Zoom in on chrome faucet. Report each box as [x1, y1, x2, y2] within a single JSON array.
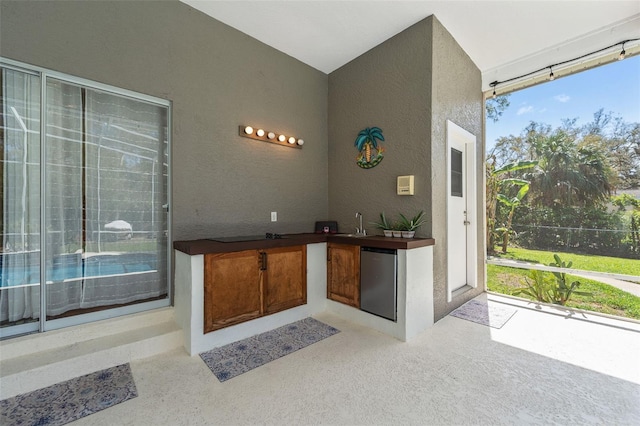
[[355, 212, 366, 236]]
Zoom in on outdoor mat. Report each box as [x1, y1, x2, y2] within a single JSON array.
[[450, 299, 517, 329], [0, 363, 137, 426], [200, 317, 340, 382]]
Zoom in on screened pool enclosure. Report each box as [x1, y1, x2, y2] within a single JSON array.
[[0, 59, 171, 338]]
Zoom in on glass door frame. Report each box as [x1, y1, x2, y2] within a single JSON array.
[[0, 57, 172, 338]]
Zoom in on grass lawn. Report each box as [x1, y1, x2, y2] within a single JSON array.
[[488, 247, 640, 320], [490, 247, 639, 276]]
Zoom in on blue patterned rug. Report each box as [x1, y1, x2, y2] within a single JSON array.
[[450, 299, 517, 329], [200, 317, 340, 382], [0, 363, 137, 426]]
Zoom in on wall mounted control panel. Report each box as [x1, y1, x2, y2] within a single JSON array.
[[397, 175, 414, 195]]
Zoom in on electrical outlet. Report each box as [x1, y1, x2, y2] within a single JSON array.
[[271, 212, 277, 222]]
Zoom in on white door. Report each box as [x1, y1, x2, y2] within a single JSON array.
[[446, 121, 477, 302]]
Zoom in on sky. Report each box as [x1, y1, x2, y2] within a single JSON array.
[[486, 54, 640, 151]]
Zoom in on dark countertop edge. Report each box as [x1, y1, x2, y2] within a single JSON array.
[[328, 235, 435, 250], [173, 233, 435, 255]]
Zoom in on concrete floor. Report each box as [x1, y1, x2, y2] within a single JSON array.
[[76, 294, 640, 425]]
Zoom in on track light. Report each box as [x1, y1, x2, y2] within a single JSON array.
[[619, 43, 626, 61], [548, 67, 555, 81]]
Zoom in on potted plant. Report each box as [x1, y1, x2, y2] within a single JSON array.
[[391, 222, 402, 238], [371, 212, 394, 237], [398, 210, 426, 238]]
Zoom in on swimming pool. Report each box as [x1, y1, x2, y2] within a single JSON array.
[[0, 252, 158, 288]]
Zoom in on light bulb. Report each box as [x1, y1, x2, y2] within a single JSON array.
[[619, 49, 626, 61], [549, 70, 555, 81], [297, 139, 304, 146], [244, 126, 254, 135], [278, 134, 286, 142], [492, 89, 496, 99], [267, 132, 275, 140], [256, 129, 265, 137], [288, 137, 296, 144]]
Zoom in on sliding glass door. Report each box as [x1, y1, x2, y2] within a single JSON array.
[[1, 61, 170, 338], [0, 66, 41, 335]]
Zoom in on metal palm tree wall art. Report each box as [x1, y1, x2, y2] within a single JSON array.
[[354, 127, 385, 169]]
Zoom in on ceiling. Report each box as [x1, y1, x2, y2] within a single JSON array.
[[181, 1, 640, 91]]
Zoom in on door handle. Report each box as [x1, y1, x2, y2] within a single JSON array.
[[464, 220, 471, 225], [259, 252, 267, 271]]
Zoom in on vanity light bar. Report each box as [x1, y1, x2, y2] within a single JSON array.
[[240, 125, 304, 149]]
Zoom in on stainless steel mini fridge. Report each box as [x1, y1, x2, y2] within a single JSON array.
[[360, 247, 397, 322]]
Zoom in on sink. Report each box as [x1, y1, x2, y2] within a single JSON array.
[[335, 233, 367, 238]]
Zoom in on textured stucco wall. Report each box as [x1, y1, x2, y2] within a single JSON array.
[[328, 16, 483, 321], [430, 18, 485, 321], [0, 0, 328, 241], [2, 2, 483, 321], [328, 18, 433, 237]]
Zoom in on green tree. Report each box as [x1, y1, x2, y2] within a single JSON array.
[[497, 181, 530, 253], [490, 122, 552, 166], [581, 109, 640, 189], [486, 158, 536, 254], [612, 193, 640, 253], [528, 129, 613, 208], [485, 94, 511, 123]]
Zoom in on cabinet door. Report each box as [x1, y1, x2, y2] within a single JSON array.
[[204, 250, 262, 333], [327, 243, 360, 308], [263, 245, 307, 315]]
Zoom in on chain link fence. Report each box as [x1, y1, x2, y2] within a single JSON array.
[[512, 224, 640, 260]]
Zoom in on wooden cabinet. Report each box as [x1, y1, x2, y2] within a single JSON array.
[[204, 250, 262, 332], [264, 245, 307, 315], [204, 245, 306, 333], [327, 243, 360, 308]]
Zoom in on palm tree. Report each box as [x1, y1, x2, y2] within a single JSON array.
[[528, 131, 613, 208], [575, 145, 614, 206], [354, 127, 384, 164]]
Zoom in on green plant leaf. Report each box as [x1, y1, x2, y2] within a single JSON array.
[[500, 178, 530, 186], [515, 183, 530, 201], [492, 160, 538, 176]]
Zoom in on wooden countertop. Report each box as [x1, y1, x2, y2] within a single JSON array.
[[173, 233, 435, 255]]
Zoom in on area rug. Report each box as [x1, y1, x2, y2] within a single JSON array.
[[200, 317, 340, 382], [450, 299, 517, 329], [0, 363, 137, 426]]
